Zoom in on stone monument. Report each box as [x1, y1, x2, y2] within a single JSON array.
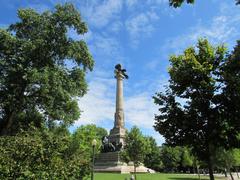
[[108, 64, 128, 147], [94, 64, 153, 173]]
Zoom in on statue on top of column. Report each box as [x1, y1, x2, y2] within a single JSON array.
[[114, 64, 128, 79]]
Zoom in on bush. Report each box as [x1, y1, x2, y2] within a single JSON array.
[[0, 129, 90, 179]]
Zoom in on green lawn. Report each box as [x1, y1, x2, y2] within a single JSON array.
[[88, 173, 227, 180]]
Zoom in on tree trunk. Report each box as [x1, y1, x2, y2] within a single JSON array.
[[196, 166, 201, 180], [235, 168, 239, 179], [0, 110, 15, 135], [207, 157, 215, 180], [134, 164, 137, 180], [228, 168, 235, 180], [224, 168, 228, 177]]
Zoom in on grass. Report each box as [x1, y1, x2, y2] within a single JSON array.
[[88, 173, 227, 180]]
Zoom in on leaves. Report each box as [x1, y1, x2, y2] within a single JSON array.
[[154, 39, 240, 178], [0, 128, 90, 179], [0, 3, 94, 134], [121, 126, 150, 167]]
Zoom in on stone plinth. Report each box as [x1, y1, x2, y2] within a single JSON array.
[[94, 152, 154, 174], [109, 127, 126, 145]]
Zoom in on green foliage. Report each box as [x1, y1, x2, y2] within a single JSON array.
[[0, 128, 90, 179], [144, 136, 162, 171], [0, 124, 108, 179], [213, 148, 240, 170], [0, 3, 94, 135], [160, 146, 194, 172], [160, 146, 182, 172], [121, 126, 150, 179], [154, 39, 240, 180], [181, 147, 193, 168], [121, 126, 150, 167], [69, 124, 108, 157], [220, 41, 240, 147], [169, 0, 194, 8]]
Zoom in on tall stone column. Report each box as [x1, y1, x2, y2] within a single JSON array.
[[109, 64, 128, 146], [114, 72, 124, 128]]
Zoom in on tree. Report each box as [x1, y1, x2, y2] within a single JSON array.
[[0, 124, 108, 179], [232, 148, 240, 179], [180, 146, 194, 172], [121, 126, 150, 180], [220, 41, 240, 148], [160, 145, 181, 172], [144, 136, 162, 171], [213, 148, 240, 180], [0, 127, 90, 179], [154, 39, 240, 180], [0, 3, 94, 135], [169, 0, 240, 8], [68, 124, 108, 157], [160, 145, 194, 173]]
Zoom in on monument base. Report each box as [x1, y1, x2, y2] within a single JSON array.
[[109, 127, 126, 145], [94, 152, 155, 174]]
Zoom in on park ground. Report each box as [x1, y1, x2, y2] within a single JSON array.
[[88, 173, 228, 180]]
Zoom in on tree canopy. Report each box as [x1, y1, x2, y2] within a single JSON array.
[[69, 124, 108, 157], [0, 3, 93, 135], [121, 126, 150, 180], [144, 136, 162, 171], [0, 127, 90, 179], [154, 39, 240, 180]]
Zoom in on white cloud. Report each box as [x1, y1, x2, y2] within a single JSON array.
[[89, 33, 123, 63], [125, 0, 138, 8], [83, 0, 123, 28], [109, 21, 123, 33], [162, 2, 240, 54], [125, 93, 157, 128], [76, 72, 115, 126], [125, 11, 159, 47]]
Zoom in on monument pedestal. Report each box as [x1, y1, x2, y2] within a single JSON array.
[[109, 127, 126, 145], [94, 152, 154, 173]]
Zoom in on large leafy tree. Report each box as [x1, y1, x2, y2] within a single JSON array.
[[154, 39, 240, 180], [0, 3, 93, 135], [220, 41, 240, 147]]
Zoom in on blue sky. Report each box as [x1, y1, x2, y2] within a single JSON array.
[[1, 0, 240, 144]]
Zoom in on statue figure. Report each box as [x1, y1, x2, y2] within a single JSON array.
[[114, 64, 128, 79], [101, 136, 115, 153]]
